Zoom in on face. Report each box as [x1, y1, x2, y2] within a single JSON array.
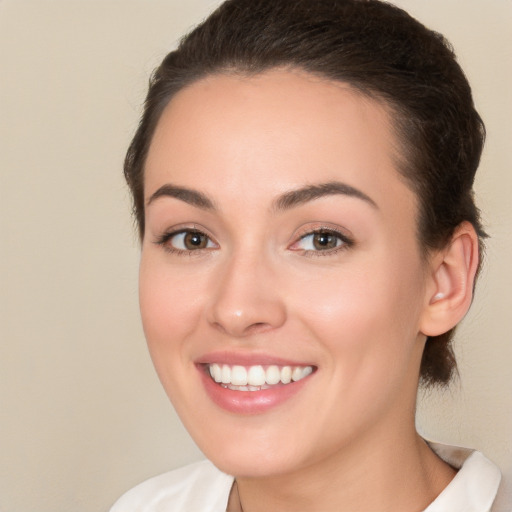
[[140, 70, 431, 478]]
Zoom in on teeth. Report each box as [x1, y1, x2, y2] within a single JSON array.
[[248, 365, 266, 386], [221, 383, 270, 391], [281, 366, 292, 384], [293, 365, 313, 381], [231, 365, 247, 386], [210, 364, 222, 383], [266, 365, 281, 385], [221, 365, 231, 384], [208, 363, 313, 389]]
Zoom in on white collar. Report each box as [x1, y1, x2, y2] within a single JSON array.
[[423, 441, 501, 512]]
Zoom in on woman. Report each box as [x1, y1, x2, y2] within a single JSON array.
[[111, 0, 501, 510]]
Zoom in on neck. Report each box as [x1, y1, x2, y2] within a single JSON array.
[[229, 425, 456, 512]]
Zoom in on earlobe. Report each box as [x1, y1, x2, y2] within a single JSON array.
[[420, 222, 480, 337]]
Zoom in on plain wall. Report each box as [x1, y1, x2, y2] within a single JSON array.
[[0, 1, 510, 511]]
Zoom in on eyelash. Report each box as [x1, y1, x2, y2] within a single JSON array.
[[291, 227, 354, 257], [153, 226, 354, 257], [153, 227, 217, 256]]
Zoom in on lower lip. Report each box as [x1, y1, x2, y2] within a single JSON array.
[[197, 366, 313, 415]]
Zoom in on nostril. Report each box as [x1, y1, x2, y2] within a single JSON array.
[[245, 322, 273, 335], [211, 320, 273, 337]]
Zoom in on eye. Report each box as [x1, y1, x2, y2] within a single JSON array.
[[155, 229, 217, 253], [290, 229, 353, 254]]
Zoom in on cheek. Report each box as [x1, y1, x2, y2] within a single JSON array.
[[294, 252, 426, 377], [288, 259, 426, 438], [138, 254, 204, 373]]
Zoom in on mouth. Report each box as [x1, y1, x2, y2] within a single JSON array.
[[196, 353, 317, 414], [206, 363, 315, 391]]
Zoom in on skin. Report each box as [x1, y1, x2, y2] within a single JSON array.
[[139, 69, 460, 511]]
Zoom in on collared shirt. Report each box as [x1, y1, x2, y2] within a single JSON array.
[[110, 443, 501, 512]]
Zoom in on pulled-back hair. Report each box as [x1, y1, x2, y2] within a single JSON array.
[[125, 0, 486, 387]]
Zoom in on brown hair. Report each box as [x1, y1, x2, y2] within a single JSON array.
[[125, 0, 486, 387]]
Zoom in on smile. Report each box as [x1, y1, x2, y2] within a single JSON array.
[[207, 363, 314, 391]]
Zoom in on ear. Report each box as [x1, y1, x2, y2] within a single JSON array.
[[419, 222, 480, 337]]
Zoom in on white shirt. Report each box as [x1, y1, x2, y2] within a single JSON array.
[[110, 443, 501, 512]]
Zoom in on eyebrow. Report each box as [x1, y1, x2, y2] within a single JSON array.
[[272, 181, 378, 211], [146, 180, 377, 212], [146, 184, 216, 210]]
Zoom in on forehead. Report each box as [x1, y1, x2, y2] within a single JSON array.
[[145, 69, 415, 220]]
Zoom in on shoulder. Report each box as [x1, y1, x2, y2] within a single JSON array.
[[425, 442, 502, 512], [110, 459, 234, 512]]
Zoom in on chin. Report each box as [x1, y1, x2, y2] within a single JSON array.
[[183, 412, 319, 478], [206, 443, 304, 479]]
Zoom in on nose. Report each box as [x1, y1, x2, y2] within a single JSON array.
[[206, 252, 287, 337]]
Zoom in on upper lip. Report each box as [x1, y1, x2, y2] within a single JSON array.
[[195, 350, 316, 368]]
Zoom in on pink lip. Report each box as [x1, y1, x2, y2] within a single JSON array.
[[195, 352, 316, 415], [195, 350, 313, 367]]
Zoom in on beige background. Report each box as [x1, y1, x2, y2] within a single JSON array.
[[0, 1, 510, 511]]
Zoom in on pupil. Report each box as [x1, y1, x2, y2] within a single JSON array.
[[313, 232, 336, 250], [185, 232, 206, 249]]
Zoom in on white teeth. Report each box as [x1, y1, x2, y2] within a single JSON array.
[[292, 366, 312, 382], [265, 365, 281, 385], [222, 383, 269, 391], [210, 364, 222, 383], [280, 366, 292, 384], [221, 364, 231, 384], [248, 365, 266, 386], [208, 363, 314, 389], [302, 366, 313, 378], [293, 365, 313, 381], [231, 365, 247, 386]]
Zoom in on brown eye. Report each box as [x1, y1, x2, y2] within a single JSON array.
[[158, 229, 216, 252], [183, 231, 209, 249], [312, 232, 339, 250], [290, 228, 353, 254]]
